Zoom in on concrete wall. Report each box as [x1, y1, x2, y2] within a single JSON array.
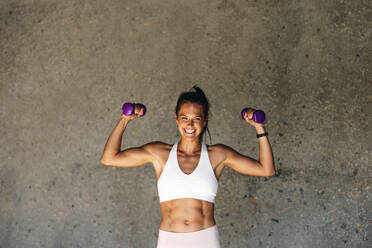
[[0, 0, 371, 247]]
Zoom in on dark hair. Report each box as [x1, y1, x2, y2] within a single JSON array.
[[175, 85, 211, 144]]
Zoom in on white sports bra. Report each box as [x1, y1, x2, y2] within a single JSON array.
[[157, 141, 219, 203]]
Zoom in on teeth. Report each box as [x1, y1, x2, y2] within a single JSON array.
[[185, 129, 195, 134]]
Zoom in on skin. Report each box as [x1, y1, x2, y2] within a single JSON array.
[[100, 102, 275, 233]]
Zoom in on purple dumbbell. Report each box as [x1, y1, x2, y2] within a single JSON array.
[[122, 102, 146, 117], [241, 108, 265, 123]]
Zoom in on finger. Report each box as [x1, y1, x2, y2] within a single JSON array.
[[133, 104, 140, 116], [244, 112, 252, 121], [245, 116, 254, 125], [134, 108, 143, 118], [133, 103, 144, 117]]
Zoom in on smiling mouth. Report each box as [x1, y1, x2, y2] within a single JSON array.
[[184, 129, 196, 134]]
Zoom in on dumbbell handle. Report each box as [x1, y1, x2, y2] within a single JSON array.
[[241, 108, 265, 123], [122, 102, 146, 116]]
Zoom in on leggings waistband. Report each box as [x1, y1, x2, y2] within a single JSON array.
[[157, 225, 220, 248]]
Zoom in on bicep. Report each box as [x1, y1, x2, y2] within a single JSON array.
[[101, 145, 153, 167], [223, 146, 267, 177]]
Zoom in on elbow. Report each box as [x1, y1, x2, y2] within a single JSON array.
[[100, 152, 119, 166], [100, 158, 112, 166], [265, 165, 276, 176], [100, 157, 121, 167], [259, 163, 276, 177], [265, 170, 276, 177], [261, 166, 276, 177], [100, 153, 114, 166]]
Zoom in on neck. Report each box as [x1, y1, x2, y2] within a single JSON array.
[[178, 137, 202, 154]]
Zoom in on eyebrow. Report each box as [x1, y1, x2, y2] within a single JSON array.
[[179, 114, 202, 118]]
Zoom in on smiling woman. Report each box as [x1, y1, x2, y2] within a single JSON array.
[[174, 86, 211, 143], [176, 102, 205, 137], [100, 86, 275, 248]]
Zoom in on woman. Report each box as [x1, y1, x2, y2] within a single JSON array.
[[100, 86, 275, 248]]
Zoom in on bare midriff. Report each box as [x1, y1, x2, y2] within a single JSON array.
[[159, 198, 215, 233]]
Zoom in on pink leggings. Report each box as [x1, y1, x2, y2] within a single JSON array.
[[156, 225, 221, 248]]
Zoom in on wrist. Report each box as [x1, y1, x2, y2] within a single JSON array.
[[118, 116, 130, 125], [256, 132, 268, 138], [255, 125, 266, 134]]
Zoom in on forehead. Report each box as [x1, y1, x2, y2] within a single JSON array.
[[178, 102, 204, 116]]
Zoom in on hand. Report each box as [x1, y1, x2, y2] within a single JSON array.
[[243, 108, 265, 128], [120, 103, 145, 122]]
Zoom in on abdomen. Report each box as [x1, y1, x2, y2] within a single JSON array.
[[159, 198, 216, 232]]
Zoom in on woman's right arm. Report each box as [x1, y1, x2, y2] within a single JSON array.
[[100, 115, 153, 167]]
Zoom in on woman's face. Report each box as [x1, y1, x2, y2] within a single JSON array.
[[175, 102, 207, 140]]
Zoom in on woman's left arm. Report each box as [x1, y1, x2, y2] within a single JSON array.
[[221, 124, 275, 177]]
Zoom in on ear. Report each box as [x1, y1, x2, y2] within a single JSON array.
[[174, 113, 179, 125]]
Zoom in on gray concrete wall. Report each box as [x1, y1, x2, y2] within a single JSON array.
[[1, 0, 371, 247]]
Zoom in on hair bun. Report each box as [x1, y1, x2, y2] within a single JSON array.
[[192, 85, 207, 100]]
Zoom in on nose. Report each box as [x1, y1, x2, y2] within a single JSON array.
[[187, 119, 195, 126]]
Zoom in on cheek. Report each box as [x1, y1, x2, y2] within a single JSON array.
[[196, 122, 204, 129]]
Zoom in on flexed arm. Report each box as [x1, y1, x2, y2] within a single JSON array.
[[221, 134, 275, 177], [221, 108, 275, 177], [100, 105, 152, 167]]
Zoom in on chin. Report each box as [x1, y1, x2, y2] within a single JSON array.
[[184, 133, 202, 139]]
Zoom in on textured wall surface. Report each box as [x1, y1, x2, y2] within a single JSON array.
[[0, 0, 371, 247]]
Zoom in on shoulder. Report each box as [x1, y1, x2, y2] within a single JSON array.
[[143, 142, 174, 170], [207, 143, 235, 154], [206, 143, 236, 162], [143, 141, 172, 156]]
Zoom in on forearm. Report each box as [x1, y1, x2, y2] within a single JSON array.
[[100, 117, 130, 162], [255, 125, 275, 176]]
